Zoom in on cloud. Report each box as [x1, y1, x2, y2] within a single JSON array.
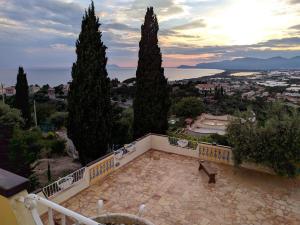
[[0, 0, 300, 68], [289, 24, 300, 30], [173, 19, 206, 30], [124, 0, 185, 21], [255, 37, 300, 47], [102, 22, 139, 32], [288, 0, 300, 4]]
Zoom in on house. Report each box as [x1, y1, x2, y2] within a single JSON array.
[[196, 83, 229, 94], [187, 113, 234, 136], [29, 85, 40, 95], [48, 87, 56, 99], [242, 90, 256, 100], [63, 84, 70, 96], [195, 83, 216, 93], [4, 86, 16, 96]]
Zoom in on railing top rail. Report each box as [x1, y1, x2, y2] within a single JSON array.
[[25, 194, 102, 225], [41, 167, 86, 198], [168, 135, 232, 150], [86, 152, 114, 167]]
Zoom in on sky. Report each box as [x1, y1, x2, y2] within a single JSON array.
[[1, 0, 300, 68]]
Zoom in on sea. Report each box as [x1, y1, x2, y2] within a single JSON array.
[[0, 67, 223, 86]]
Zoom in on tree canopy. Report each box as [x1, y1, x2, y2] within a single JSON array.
[[172, 97, 204, 118], [227, 103, 300, 177], [15, 67, 31, 128], [133, 7, 170, 138], [67, 1, 112, 165]]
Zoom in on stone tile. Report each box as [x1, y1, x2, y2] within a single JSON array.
[[61, 150, 300, 225]]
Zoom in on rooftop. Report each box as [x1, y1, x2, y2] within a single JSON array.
[[61, 150, 300, 225]]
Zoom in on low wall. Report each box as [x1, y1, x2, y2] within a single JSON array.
[[34, 133, 278, 216], [88, 154, 115, 185], [35, 169, 90, 215], [151, 134, 199, 158], [34, 134, 152, 216], [151, 135, 275, 174], [115, 134, 152, 168]]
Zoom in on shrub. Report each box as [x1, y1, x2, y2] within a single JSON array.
[[172, 97, 203, 118], [50, 139, 66, 155], [227, 104, 300, 177], [50, 112, 68, 129], [0, 103, 24, 128]]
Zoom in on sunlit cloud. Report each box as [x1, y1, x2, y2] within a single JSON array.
[[0, 0, 300, 68]]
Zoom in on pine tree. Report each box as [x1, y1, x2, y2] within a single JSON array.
[[67, 1, 112, 165], [133, 7, 170, 138], [15, 67, 31, 128]]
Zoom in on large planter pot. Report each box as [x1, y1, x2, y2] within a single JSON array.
[[114, 149, 124, 160], [177, 139, 188, 148], [93, 213, 155, 225]]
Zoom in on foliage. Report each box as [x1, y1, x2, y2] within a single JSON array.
[[54, 84, 64, 96], [49, 139, 66, 155], [123, 77, 136, 84], [47, 161, 52, 182], [9, 128, 44, 178], [203, 94, 248, 115], [34, 85, 50, 102], [111, 106, 133, 145], [50, 112, 68, 129], [210, 133, 229, 146], [0, 102, 24, 128], [15, 67, 31, 128], [227, 103, 300, 177], [111, 84, 135, 100], [170, 82, 200, 101], [67, 2, 112, 165], [35, 102, 57, 123], [111, 78, 120, 88], [172, 97, 203, 118], [133, 7, 170, 138]]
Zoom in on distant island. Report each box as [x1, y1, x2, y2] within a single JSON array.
[[178, 56, 300, 70], [107, 64, 121, 69]]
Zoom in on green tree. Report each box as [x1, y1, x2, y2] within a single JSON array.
[[173, 97, 203, 118], [133, 7, 170, 138], [15, 67, 31, 127], [9, 128, 43, 190], [67, 2, 112, 165], [0, 102, 24, 128], [47, 161, 52, 182], [227, 104, 300, 177], [50, 112, 68, 130], [111, 106, 133, 145]]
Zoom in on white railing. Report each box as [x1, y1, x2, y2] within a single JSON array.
[[23, 194, 101, 225], [42, 167, 86, 198]]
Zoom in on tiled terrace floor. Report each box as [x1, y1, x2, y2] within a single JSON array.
[[63, 150, 300, 225]]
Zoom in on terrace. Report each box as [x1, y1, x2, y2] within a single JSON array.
[[62, 150, 300, 225], [1, 134, 300, 225]]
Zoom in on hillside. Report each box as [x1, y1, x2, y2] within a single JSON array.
[[178, 56, 300, 70]]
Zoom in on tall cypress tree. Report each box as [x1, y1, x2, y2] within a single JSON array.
[[15, 67, 31, 128], [67, 1, 112, 165], [133, 7, 170, 138]]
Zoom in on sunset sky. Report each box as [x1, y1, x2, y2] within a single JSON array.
[[1, 0, 300, 68]]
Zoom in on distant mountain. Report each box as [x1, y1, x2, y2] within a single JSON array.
[[178, 57, 300, 70], [107, 64, 121, 69]]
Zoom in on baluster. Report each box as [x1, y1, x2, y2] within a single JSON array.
[[48, 208, 55, 225], [61, 214, 66, 225]]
